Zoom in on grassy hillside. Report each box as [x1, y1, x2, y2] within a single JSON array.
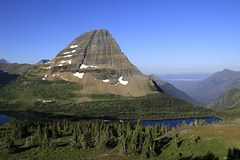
[[207, 85, 240, 111]]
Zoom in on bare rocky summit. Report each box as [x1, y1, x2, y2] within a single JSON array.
[[24, 29, 155, 97], [0, 59, 9, 64]]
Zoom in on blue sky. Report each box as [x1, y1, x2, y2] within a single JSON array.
[[0, 0, 240, 74]]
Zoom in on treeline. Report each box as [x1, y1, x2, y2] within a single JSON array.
[[0, 118, 176, 158]]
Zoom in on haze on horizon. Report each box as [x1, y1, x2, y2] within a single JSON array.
[[0, 0, 239, 75]]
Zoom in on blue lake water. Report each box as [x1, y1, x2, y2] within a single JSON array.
[[0, 114, 221, 128], [0, 114, 13, 126], [142, 117, 221, 128]]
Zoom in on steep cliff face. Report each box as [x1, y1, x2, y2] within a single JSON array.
[[19, 29, 156, 98]]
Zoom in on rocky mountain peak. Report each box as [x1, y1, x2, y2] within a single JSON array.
[[0, 59, 9, 64], [36, 59, 50, 64], [26, 29, 155, 97]]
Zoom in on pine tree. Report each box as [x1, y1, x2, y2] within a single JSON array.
[[118, 133, 127, 155], [42, 124, 50, 148], [161, 124, 165, 135], [97, 126, 108, 150], [3, 132, 16, 153], [36, 124, 42, 140], [10, 118, 18, 139], [129, 123, 140, 154], [58, 122, 62, 137], [141, 137, 150, 158], [172, 127, 178, 148], [52, 122, 58, 139]]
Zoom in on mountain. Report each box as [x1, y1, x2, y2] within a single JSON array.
[[149, 74, 203, 106], [0, 63, 33, 75], [0, 63, 33, 87], [0, 29, 155, 98], [0, 29, 214, 120], [0, 59, 9, 64], [187, 69, 240, 105], [207, 84, 240, 111], [157, 73, 212, 93], [36, 59, 50, 64]]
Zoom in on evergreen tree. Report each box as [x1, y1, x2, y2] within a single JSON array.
[[3, 132, 16, 153], [118, 133, 127, 155], [10, 118, 18, 139], [97, 126, 108, 150], [42, 124, 50, 148], [172, 127, 178, 148], [36, 124, 42, 140], [161, 124, 165, 135], [52, 122, 58, 139], [129, 122, 141, 154]]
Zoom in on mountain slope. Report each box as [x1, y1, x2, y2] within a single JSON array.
[[207, 84, 240, 111], [0, 63, 33, 87], [187, 69, 240, 105], [149, 74, 203, 106]]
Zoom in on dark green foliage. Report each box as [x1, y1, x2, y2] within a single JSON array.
[[87, 93, 127, 100], [2, 133, 16, 153], [0, 118, 171, 157], [55, 93, 215, 121]]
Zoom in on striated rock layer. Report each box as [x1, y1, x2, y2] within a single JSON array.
[[26, 29, 155, 97]]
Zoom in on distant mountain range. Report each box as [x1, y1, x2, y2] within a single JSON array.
[[157, 73, 212, 93], [187, 69, 240, 105], [36, 59, 50, 64], [149, 74, 203, 106]]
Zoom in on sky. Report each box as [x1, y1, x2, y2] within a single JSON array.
[[0, 0, 240, 75]]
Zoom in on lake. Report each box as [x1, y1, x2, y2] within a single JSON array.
[[0, 114, 221, 128], [142, 117, 221, 128], [0, 114, 13, 126]]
